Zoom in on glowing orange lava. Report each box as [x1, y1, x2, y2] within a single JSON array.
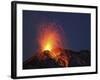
[[37, 22, 66, 57], [37, 22, 70, 67], [42, 33, 54, 51], [38, 23, 63, 49]]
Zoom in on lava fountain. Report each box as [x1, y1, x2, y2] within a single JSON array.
[[38, 23, 65, 51], [37, 22, 70, 67]]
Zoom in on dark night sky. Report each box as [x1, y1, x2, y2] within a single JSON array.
[[23, 10, 91, 61]]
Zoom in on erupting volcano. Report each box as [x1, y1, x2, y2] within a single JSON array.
[[23, 22, 90, 69], [37, 22, 70, 67], [23, 11, 91, 69]]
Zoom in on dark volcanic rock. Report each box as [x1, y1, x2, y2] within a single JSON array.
[[23, 49, 90, 69]]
